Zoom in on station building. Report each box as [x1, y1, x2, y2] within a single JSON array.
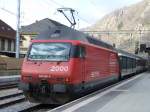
[[20, 18, 64, 54], [0, 19, 16, 57]]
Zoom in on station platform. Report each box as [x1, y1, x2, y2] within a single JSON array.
[[48, 72, 150, 112]]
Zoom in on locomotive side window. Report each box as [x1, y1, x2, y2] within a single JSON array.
[[79, 46, 86, 58], [70, 45, 86, 58], [28, 43, 71, 61]]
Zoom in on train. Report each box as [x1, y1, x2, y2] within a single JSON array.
[[19, 25, 147, 104], [118, 49, 147, 76]]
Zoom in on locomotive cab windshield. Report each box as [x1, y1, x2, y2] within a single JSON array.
[[28, 42, 71, 61], [28, 42, 86, 61]]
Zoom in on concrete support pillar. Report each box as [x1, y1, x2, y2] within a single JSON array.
[[0, 38, 1, 51], [11, 40, 15, 52], [5, 39, 8, 51]]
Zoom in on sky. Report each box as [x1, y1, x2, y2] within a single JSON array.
[[0, 0, 143, 30]]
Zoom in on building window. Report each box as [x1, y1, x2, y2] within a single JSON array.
[[1, 39, 5, 51], [8, 40, 11, 51], [5, 39, 8, 51], [14, 40, 16, 51], [0, 38, 1, 51], [1, 26, 5, 30], [11, 40, 15, 52]]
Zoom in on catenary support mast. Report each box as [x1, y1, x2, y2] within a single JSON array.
[[16, 0, 21, 58]]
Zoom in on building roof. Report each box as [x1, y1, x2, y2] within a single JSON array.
[[0, 19, 16, 39], [21, 18, 65, 35]]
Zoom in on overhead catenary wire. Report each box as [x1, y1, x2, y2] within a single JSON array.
[[75, 12, 91, 25], [45, 0, 65, 8], [83, 30, 150, 34], [50, 0, 65, 7], [0, 7, 16, 16], [0, 2, 27, 25]]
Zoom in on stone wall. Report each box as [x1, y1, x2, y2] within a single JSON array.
[[0, 57, 23, 70]]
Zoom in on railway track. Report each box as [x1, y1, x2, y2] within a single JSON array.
[[0, 75, 20, 90], [0, 87, 55, 112], [0, 87, 40, 112], [0, 88, 40, 112], [0, 83, 18, 90]]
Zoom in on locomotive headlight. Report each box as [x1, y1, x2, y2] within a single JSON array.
[[56, 77, 64, 82], [65, 78, 69, 82]]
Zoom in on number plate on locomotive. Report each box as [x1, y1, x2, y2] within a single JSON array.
[[50, 66, 68, 72]]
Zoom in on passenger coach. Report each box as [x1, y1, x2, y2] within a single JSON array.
[[118, 49, 147, 77]]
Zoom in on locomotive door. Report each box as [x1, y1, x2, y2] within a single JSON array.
[[81, 57, 85, 82], [109, 53, 117, 76], [80, 46, 86, 88]]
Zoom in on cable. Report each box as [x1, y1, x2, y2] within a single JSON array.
[[43, 0, 65, 15], [89, 0, 99, 10], [74, 12, 91, 25], [0, 7, 16, 16], [78, 15, 90, 24], [43, 0, 56, 7], [46, 0, 65, 7]]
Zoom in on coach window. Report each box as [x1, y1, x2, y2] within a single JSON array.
[[122, 57, 127, 70], [119, 57, 123, 69]]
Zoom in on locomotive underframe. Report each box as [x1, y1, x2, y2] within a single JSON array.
[[19, 74, 119, 104], [19, 81, 77, 104]]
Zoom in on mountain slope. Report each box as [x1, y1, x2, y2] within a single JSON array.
[[85, 0, 150, 54]]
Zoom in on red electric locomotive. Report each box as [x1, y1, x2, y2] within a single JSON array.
[[19, 26, 120, 104]]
